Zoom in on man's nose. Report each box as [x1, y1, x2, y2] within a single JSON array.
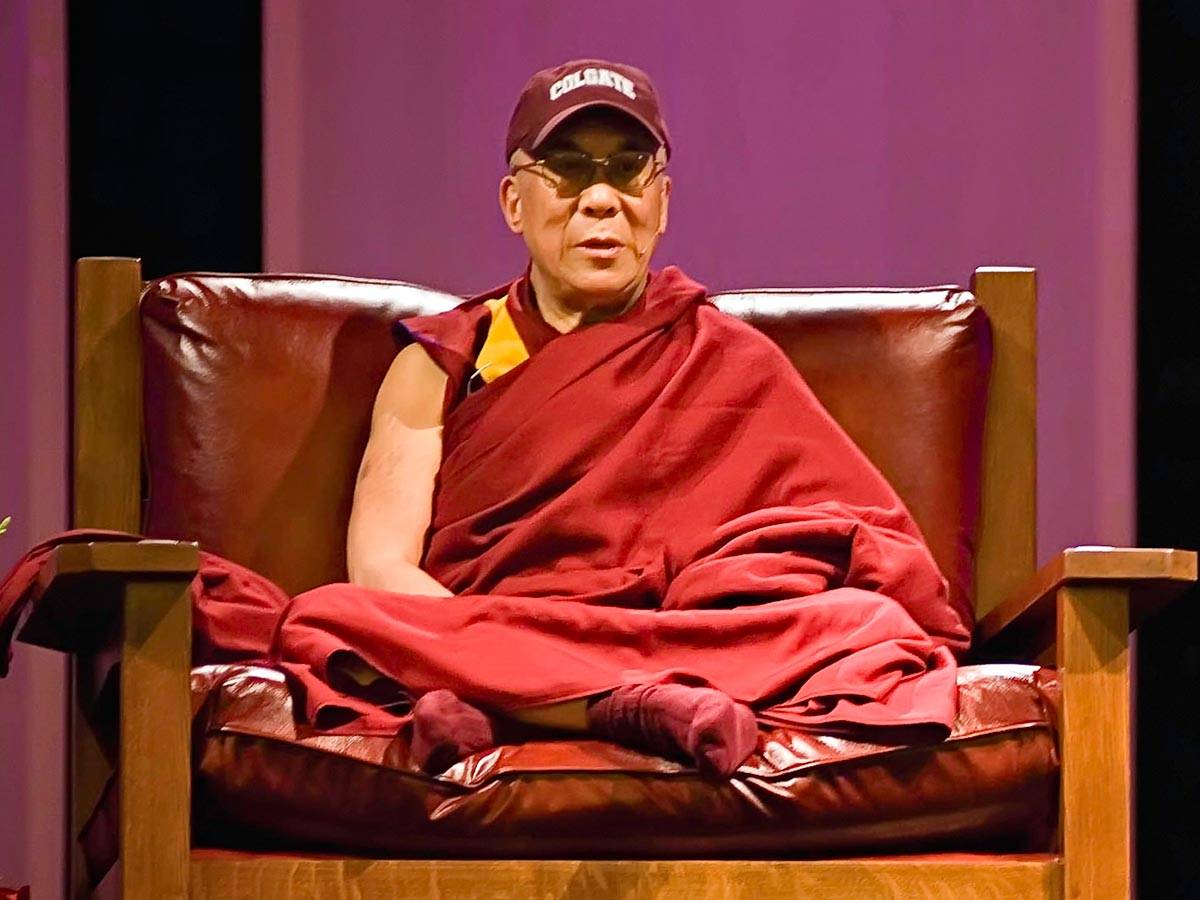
[[577, 181, 620, 218]]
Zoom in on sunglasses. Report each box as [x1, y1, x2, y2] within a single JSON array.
[[511, 150, 665, 198]]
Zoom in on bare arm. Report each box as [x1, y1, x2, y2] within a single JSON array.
[[346, 343, 453, 596]]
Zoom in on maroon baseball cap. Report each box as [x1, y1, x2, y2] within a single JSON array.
[[505, 59, 671, 162]]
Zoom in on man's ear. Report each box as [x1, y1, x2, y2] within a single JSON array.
[[656, 174, 671, 236], [499, 175, 523, 235]]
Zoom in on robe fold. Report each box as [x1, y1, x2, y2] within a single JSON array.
[[274, 266, 973, 737]]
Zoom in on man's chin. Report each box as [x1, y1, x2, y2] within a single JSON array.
[[561, 267, 645, 306]]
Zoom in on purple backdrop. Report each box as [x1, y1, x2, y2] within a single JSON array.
[[0, 2, 1134, 893], [0, 1, 67, 897], [264, 0, 1136, 565]]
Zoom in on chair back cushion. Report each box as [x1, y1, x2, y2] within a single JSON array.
[[140, 275, 990, 618]]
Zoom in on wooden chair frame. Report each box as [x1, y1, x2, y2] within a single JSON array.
[[19, 257, 1195, 899]]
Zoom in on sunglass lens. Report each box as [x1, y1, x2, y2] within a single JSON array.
[[606, 152, 653, 190], [543, 152, 595, 195]]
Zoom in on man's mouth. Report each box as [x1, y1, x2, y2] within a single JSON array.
[[576, 237, 625, 256]]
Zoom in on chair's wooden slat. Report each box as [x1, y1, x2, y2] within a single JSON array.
[[971, 267, 1037, 622], [73, 256, 143, 531], [1057, 584, 1131, 900], [190, 855, 1062, 900]]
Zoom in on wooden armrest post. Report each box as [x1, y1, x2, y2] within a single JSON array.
[[74, 257, 143, 533], [971, 267, 1037, 622], [1057, 584, 1131, 900], [119, 576, 193, 900]]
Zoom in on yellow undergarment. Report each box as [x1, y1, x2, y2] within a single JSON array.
[[475, 294, 531, 384]]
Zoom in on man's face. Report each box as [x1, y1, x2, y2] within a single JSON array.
[[499, 109, 671, 308]]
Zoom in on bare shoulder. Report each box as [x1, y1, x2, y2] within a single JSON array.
[[373, 342, 448, 429]]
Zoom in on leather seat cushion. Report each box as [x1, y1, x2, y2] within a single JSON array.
[[190, 663, 1059, 857]]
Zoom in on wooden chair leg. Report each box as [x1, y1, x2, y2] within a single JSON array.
[[1057, 584, 1131, 899], [119, 577, 193, 900]]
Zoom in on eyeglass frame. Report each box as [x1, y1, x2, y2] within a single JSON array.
[[509, 149, 668, 198]]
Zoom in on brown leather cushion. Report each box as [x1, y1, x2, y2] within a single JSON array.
[[140, 276, 989, 616], [191, 663, 1058, 857]]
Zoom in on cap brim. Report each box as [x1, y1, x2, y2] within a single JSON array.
[[531, 100, 668, 156]]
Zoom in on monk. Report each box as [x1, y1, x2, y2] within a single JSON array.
[[274, 59, 972, 776]]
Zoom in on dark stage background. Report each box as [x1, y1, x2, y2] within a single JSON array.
[[1136, 2, 1200, 897], [69, 1, 261, 278]]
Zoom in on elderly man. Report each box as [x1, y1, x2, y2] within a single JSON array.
[[275, 60, 971, 776]]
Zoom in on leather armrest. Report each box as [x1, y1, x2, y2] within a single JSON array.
[[17, 539, 199, 654], [975, 546, 1196, 659]]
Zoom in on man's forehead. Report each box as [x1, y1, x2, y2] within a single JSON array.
[[538, 107, 659, 152]]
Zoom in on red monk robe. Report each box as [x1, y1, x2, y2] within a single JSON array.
[[273, 266, 972, 737]]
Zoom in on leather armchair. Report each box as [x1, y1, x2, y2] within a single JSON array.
[[15, 257, 1193, 900]]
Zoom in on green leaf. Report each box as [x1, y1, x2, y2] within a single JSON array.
[[0, 516, 10, 535]]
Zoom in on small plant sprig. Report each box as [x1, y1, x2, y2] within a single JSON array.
[[0, 516, 9, 535]]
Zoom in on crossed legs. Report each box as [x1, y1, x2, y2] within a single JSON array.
[[411, 686, 758, 777], [327, 649, 760, 777]]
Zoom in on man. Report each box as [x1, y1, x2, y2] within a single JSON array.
[[275, 60, 971, 777]]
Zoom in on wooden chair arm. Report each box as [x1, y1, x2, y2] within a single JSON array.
[[970, 546, 1195, 897], [18, 539, 199, 655], [17, 539, 197, 900], [974, 546, 1196, 661]]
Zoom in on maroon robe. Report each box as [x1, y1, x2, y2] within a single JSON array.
[[273, 266, 972, 737]]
